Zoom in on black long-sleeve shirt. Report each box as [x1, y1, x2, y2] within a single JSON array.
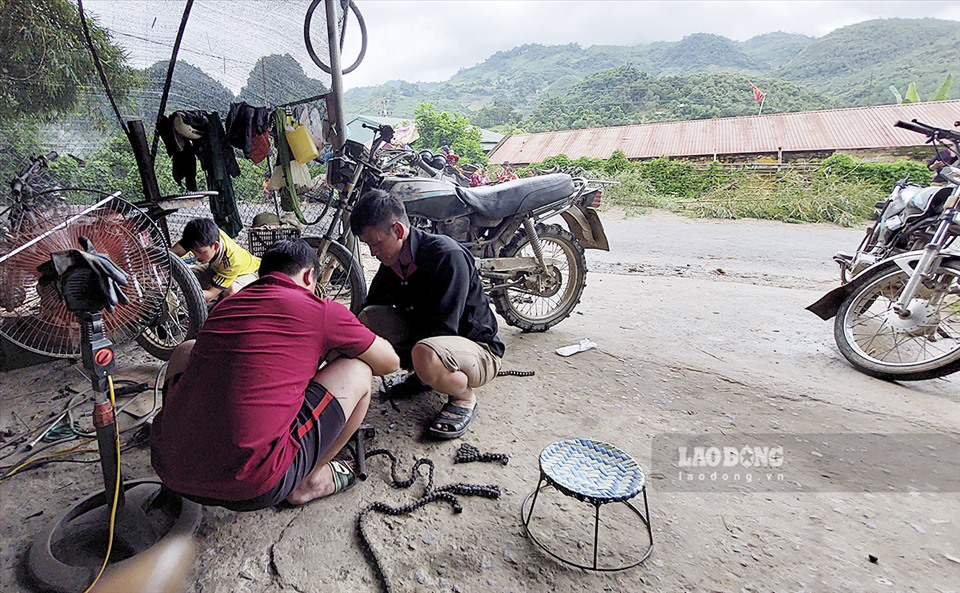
[[364, 227, 505, 358]]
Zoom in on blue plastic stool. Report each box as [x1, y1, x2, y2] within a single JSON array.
[[521, 438, 653, 571]]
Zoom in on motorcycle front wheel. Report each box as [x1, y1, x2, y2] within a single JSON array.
[[136, 251, 207, 361], [834, 260, 960, 380], [303, 237, 368, 314], [492, 223, 587, 332]]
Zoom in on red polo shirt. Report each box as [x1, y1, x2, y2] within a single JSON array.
[[150, 272, 376, 501]]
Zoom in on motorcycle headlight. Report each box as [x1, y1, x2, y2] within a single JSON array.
[[884, 214, 903, 231]]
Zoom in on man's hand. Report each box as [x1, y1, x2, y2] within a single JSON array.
[[202, 285, 224, 303], [171, 242, 187, 257], [358, 336, 401, 376]]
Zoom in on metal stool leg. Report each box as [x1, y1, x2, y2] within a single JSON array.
[[642, 487, 653, 545], [524, 476, 545, 528], [593, 503, 601, 570]]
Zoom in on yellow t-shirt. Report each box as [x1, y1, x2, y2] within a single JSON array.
[[210, 229, 260, 289]]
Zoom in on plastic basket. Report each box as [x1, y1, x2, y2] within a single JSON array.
[[248, 227, 302, 257]]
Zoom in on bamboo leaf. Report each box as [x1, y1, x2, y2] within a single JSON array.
[[928, 73, 954, 101], [903, 82, 921, 103], [889, 85, 903, 104]]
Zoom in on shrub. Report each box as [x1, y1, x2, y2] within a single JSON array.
[[818, 153, 930, 191]]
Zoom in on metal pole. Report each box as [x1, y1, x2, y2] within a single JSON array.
[[324, 0, 347, 152], [151, 0, 196, 159]]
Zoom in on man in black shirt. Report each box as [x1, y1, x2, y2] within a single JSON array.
[[351, 190, 504, 439]]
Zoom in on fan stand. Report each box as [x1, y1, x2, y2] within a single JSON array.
[[26, 310, 202, 593]]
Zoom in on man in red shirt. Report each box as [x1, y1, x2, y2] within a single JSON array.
[[151, 240, 399, 510]]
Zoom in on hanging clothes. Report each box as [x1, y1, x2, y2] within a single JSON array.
[[157, 111, 211, 191], [197, 112, 243, 238], [226, 101, 273, 161]]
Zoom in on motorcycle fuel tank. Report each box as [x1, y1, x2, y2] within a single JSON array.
[[380, 176, 472, 221]]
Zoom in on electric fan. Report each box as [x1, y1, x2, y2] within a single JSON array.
[[0, 193, 169, 356], [0, 193, 201, 593]]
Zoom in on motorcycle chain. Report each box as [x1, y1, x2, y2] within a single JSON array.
[[357, 448, 506, 593], [497, 370, 535, 377], [454, 443, 509, 466]]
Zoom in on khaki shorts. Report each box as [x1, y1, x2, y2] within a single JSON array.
[[359, 305, 501, 389], [192, 264, 258, 293]]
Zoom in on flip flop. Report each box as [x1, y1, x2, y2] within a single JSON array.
[[328, 459, 358, 495], [277, 460, 357, 509], [426, 402, 478, 440]]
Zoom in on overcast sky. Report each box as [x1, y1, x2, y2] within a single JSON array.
[[86, 0, 960, 92]]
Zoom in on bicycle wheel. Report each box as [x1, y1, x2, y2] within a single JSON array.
[[303, 237, 367, 313], [136, 251, 207, 360], [304, 0, 368, 75]]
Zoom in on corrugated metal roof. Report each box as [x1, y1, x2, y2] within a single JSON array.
[[489, 101, 960, 164]]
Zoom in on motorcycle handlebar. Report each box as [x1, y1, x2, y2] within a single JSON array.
[[894, 119, 933, 135], [11, 152, 58, 193], [895, 119, 960, 143]]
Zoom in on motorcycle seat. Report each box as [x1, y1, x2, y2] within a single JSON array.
[[456, 174, 574, 220]]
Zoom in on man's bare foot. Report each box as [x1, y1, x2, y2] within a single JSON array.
[[285, 461, 356, 506]]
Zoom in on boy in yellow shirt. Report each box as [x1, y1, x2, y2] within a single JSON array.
[[172, 218, 261, 303]]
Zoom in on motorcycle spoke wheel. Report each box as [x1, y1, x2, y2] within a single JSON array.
[[493, 224, 586, 332], [835, 261, 960, 380], [137, 252, 206, 360], [303, 238, 367, 314]]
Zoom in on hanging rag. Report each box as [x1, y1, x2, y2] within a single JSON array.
[[157, 111, 211, 191], [196, 112, 243, 238], [226, 101, 273, 160], [299, 106, 327, 149]]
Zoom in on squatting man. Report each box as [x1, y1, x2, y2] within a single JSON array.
[[151, 189, 504, 509]]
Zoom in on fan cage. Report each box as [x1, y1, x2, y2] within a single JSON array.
[[0, 193, 171, 357]]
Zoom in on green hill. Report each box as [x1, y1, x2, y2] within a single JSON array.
[[777, 18, 960, 105], [137, 61, 236, 118], [523, 67, 831, 132], [343, 18, 958, 130], [741, 32, 815, 70]]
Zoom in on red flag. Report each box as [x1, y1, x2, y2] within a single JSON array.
[[752, 83, 766, 103]]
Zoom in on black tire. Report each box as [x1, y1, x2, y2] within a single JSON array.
[[303, 237, 367, 313], [834, 260, 960, 381], [136, 252, 207, 361], [492, 223, 587, 332]]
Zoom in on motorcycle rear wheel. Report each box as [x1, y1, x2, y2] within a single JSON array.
[[834, 260, 960, 380], [492, 223, 587, 332], [136, 251, 207, 361]]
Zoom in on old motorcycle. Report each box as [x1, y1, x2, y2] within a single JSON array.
[[807, 119, 960, 380], [326, 123, 608, 331]]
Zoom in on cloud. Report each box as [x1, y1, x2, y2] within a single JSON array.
[[83, 0, 958, 92]]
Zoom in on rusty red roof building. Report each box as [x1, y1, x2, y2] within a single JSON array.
[[488, 101, 960, 165]]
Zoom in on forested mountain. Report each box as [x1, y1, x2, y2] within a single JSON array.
[[523, 68, 831, 132], [741, 32, 815, 70], [776, 18, 960, 105], [344, 18, 958, 132], [237, 54, 328, 106], [138, 61, 236, 117]]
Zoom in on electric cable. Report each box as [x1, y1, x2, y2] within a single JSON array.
[[81, 375, 122, 593]]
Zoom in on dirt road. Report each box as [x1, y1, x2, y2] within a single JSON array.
[[1, 211, 957, 593]]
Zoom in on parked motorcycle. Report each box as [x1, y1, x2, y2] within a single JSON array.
[[808, 119, 960, 380], [834, 166, 956, 284], [326, 123, 608, 331]]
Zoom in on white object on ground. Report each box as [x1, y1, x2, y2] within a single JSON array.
[[556, 339, 597, 357]]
